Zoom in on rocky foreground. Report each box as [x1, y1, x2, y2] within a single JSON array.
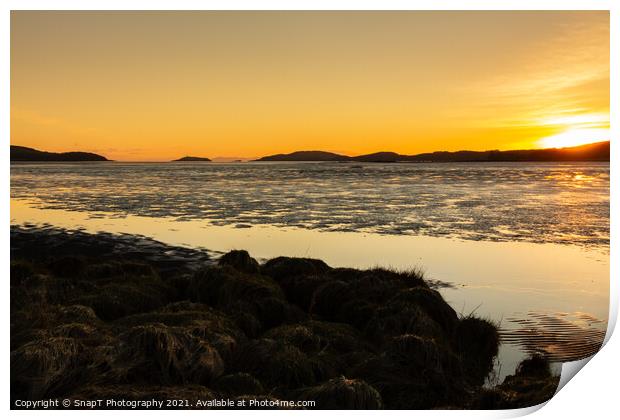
[[10, 226, 559, 409]]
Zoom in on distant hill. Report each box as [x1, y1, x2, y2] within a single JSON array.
[[402, 141, 610, 162], [353, 152, 402, 162], [172, 156, 212, 162], [255, 150, 351, 162], [11, 145, 108, 162], [255, 141, 610, 163]]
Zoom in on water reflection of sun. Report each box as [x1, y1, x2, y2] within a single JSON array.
[[537, 114, 609, 149]]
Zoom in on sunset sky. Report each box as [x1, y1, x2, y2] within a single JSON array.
[[11, 11, 609, 161]]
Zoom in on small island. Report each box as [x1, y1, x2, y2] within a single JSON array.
[[173, 156, 212, 162], [255, 151, 350, 162], [10, 145, 109, 162]]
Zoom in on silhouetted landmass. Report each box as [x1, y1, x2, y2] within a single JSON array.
[[255, 141, 610, 163], [255, 150, 351, 161], [10, 226, 560, 410], [354, 152, 401, 162], [403, 141, 610, 162], [10, 145, 109, 162], [173, 156, 212, 162]]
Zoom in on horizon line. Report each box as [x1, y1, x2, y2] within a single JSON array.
[[10, 140, 611, 162]]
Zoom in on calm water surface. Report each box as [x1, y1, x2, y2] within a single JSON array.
[[10, 162, 610, 381]]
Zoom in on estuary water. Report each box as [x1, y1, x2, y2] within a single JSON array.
[[10, 161, 610, 380]]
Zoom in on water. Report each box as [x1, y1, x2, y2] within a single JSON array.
[[11, 161, 610, 249], [10, 161, 610, 381]]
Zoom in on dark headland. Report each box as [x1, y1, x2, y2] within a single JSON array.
[[255, 141, 610, 162], [11, 226, 560, 409], [10, 145, 109, 162], [173, 156, 212, 162], [255, 151, 350, 162]]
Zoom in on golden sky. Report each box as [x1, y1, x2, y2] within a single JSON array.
[[11, 11, 609, 161]]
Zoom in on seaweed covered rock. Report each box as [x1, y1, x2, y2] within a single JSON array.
[[189, 266, 302, 331], [261, 321, 366, 382], [51, 323, 98, 339], [189, 266, 284, 306], [233, 339, 315, 389], [308, 269, 434, 329], [383, 334, 458, 373], [454, 317, 500, 384], [332, 268, 427, 299], [113, 324, 224, 385], [389, 287, 458, 333], [305, 321, 368, 354], [251, 296, 307, 329], [336, 298, 377, 330], [263, 324, 322, 354], [471, 355, 559, 409], [47, 262, 177, 321], [352, 335, 467, 409], [279, 267, 428, 320], [310, 280, 354, 320], [55, 305, 102, 326], [226, 303, 264, 338], [277, 274, 329, 312], [264, 321, 367, 355], [498, 355, 559, 407], [514, 353, 552, 378], [219, 250, 260, 274], [115, 304, 246, 364], [261, 257, 330, 282], [353, 361, 464, 409], [11, 337, 85, 400], [75, 283, 167, 321], [365, 303, 444, 344], [115, 303, 241, 337], [300, 376, 383, 409]]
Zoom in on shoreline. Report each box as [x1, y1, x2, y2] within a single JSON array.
[[11, 226, 559, 409]]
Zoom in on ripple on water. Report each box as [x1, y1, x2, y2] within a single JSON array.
[[500, 311, 607, 362]]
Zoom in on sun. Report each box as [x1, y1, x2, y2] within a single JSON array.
[[539, 127, 610, 149], [537, 113, 609, 149]]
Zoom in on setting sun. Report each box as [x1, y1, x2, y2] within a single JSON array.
[[537, 111, 609, 149], [539, 127, 610, 149]]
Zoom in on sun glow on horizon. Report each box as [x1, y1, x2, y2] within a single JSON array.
[[537, 113, 609, 149], [539, 128, 609, 149]]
